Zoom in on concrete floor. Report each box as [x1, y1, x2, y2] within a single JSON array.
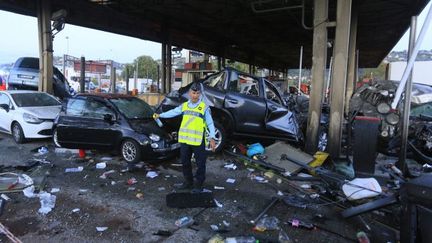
[[0, 133, 364, 242]]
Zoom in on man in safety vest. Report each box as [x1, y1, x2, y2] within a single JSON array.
[[154, 82, 216, 191]]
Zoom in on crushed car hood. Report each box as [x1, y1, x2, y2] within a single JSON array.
[[128, 119, 171, 139], [20, 106, 61, 119]]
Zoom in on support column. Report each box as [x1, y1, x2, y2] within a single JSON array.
[[161, 43, 166, 94], [80, 56, 85, 93], [37, 0, 53, 94], [305, 0, 329, 154], [249, 64, 253, 75], [328, 0, 352, 158], [166, 43, 172, 93], [111, 63, 116, 93], [345, 8, 358, 115], [221, 57, 226, 69], [125, 67, 129, 94], [217, 57, 222, 71], [157, 64, 160, 93]]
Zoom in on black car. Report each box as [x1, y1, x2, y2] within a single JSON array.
[[156, 67, 303, 152], [53, 93, 180, 163]]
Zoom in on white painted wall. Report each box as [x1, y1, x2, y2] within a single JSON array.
[[388, 61, 432, 86]]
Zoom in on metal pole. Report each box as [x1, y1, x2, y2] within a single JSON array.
[[111, 62, 116, 93], [398, 16, 417, 173], [63, 54, 66, 78], [392, 5, 432, 109], [157, 64, 160, 93], [167, 43, 172, 93], [305, 0, 328, 154], [161, 43, 166, 93], [80, 56, 85, 93], [328, 0, 352, 158], [324, 56, 333, 103], [298, 46, 303, 92], [134, 61, 138, 92], [125, 68, 129, 94]]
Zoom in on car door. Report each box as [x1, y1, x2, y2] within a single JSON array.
[[57, 98, 119, 149], [263, 80, 301, 140], [224, 71, 267, 133], [0, 93, 14, 134]]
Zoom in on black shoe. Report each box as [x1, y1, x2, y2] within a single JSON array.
[[174, 181, 193, 190], [192, 181, 203, 193]]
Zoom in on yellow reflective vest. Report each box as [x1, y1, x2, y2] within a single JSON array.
[[178, 101, 207, 146]]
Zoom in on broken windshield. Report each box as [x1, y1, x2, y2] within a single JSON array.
[[110, 97, 154, 119]]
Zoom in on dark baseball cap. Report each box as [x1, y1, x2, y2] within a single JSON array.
[[190, 82, 201, 92]]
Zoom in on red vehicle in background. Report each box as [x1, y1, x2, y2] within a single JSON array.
[[0, 76, 6, 91]]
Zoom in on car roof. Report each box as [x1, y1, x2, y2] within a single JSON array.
[[0, 90, 46, 94], [77, 93, 135, 99]]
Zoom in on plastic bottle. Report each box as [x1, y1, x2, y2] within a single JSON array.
[[224, 237, 257, 243], [175, 216, 194, 228], [152, 114, 163, 127]]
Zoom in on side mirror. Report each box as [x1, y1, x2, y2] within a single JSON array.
[[103, 114, 114, 122], [0, 104, 9, 112]]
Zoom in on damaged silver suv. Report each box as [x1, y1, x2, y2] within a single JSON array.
[[156, 68, 303, 153]]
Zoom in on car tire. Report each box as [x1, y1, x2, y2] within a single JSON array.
[[52, 128, 62, 148], [12, 122, 25, 144], [206, 121, 226, 153], [121, 139, 142, 163]]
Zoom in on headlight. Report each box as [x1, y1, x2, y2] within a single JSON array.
[[385, 113, 400, 125], [151, 143, 159, 149], [23, 113, 43, 124], [377, 103, 391, 114], [149, 134, 160, 142]]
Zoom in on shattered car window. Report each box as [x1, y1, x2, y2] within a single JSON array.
[[110, 97, 153, 119], [84, 100, 115, 119], [229, 73, 260, 97], [264, 80, 283, 105], [66, 99, 86, 116], [203, 72, 225, 91]]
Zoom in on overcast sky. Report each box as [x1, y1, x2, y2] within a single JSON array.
[[0, 2, 431, 65]]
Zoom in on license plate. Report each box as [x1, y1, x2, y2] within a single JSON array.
[[171, 143, 181, 150]]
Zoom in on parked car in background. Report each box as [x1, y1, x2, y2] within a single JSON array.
[[53, 93, 179, 163], [7, 57, 73, 99], [0, 76, 6, 91], [0, 90, 61, 143], [156, 67, 303, 152]]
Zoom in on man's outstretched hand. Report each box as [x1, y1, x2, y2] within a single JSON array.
[[210, 138, 216, 152]]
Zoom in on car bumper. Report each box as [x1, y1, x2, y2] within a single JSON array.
[[22, 121, 54, 138], [140, 142, 180, 161]]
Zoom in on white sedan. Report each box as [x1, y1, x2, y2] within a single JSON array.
[[0, 90, 61, 143]]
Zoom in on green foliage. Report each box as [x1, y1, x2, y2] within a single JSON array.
[[226, 60, 249, 73], [121, 55, 159, 81]]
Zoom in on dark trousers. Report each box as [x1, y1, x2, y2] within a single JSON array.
[[180, 141, 208, 184]]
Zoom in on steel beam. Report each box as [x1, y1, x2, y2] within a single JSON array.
[[398, 16, 417, 172], [345, 8, 358, 116], [37, 0, 53, 94], [125, 67, 129, 94], [328, 0, 352, 158], [111, 63, 116, 93], [305, 0, 329, 154]]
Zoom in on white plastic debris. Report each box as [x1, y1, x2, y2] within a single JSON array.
[[79, 189, 89, 193], [223, 220, 230, 227], [214, 199, 223, 208], [55, 148, 79, 154], [214, 186, 225, 190], [342, 178, 382, 201], [226, 178, 236, 184], [111, 181, 116, 185], [96, 162, 107, 169], [23, 186, 36, 198], [65, 166, 84, 173], [300, 184, 311, 189], [224, 163, 237, 170], [99, 170, 116, 179], [158, 187, 166, 191], [202, 188, 212, 193], [96, 227, 108, 232], [210, 225, 219, 231], [146, 171, 159, 178], [100, 157, 112, 161], [277, 191, 284, 196], [38, 192, 56, 215], [72, 208, 80, 213], [50, 188, 60, 193], [1, 194, 11, 201]]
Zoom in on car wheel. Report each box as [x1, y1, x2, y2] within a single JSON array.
[[121, 139, 142, 163], [52, 128, 62, 148], [205, 121, 226, 153], [12, 122, 25, 144]]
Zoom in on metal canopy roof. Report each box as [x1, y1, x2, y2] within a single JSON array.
[[0, 0, 429, 70]]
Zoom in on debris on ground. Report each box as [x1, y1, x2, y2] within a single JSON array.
[[253, 216, 280, 232], [96, 162, 106, 169], [99, 170, 115, 179], [96, 227, 108, 232], [225, 178, 235, 183], [65, 166, 84, 173], [146, 171, 158, 178], [127, 177, 138, 185], [175, 216, 194, 228]]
